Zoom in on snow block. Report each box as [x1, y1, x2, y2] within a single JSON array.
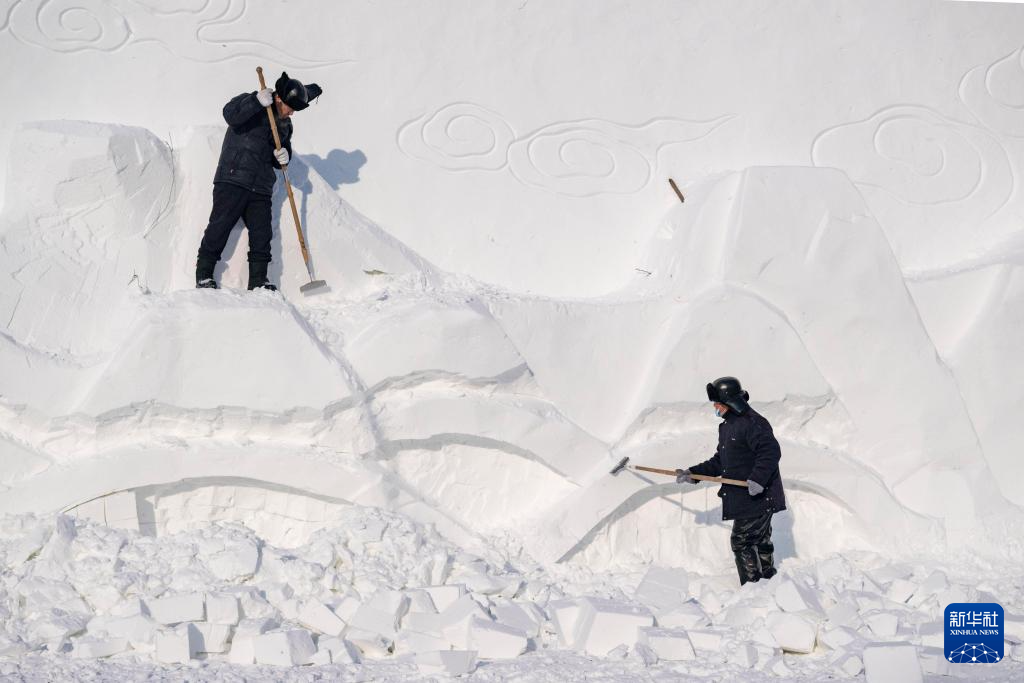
[[547, 599, 581, 647], [863, 610, 899, 638], [424, 584, 466, 613], [637, 627, 695, 661], [346, 628, 393, 659], [155, 624, 201, 664], [634, 642, 658, 666], [492, 599, 544, 638], [317, 636, 361, 664], [831, 652, 863, 677], [253, 630, 317, 666], [862, 642, 923, 683], [194, 623, 232, 653], [655, 600, 711, 629], [205, 593, 240, 625], [885, 579, 917, 604], [439, 595, 491, 650], [87, 614, 157, 651], [403, 611, 443, 636], [731, 642, 758, 669], [572, 597, 655, 656], [396, 628, 451, 654], [825, 600, 862, 629], [766, 612, 817, 654], [633, 567, 690, 613], [918, 646, 954, 676], [414, 650, 478, 677], [775, 577, 824, 615], [147, 593, 205, 625], [819, 624, 859, 651], [349, 590, 410, 639], [685, 629, 724, 653], [298, 600, 346, 637], [71, 636, 129, 659], [468, 616, 528, 658], [404, 589, 438, 614]]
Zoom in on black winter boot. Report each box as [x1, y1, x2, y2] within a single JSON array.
[[757, 543, 777, 580], [247, 261, 277, 291], [196, 258, 219, 289]]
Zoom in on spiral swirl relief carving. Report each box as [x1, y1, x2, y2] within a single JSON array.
[[960, 46, 1024, 137], [2, 0, 347, 67], [398, 104, 732, 197], [397, 103, 516, 172], [811, 105, 1014, 273]]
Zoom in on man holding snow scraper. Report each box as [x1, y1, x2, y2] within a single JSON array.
[[678, 376, 787, 585], [196, 71, 323, 291]]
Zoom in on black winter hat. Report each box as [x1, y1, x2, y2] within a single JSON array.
[[274, 71, 323, 111], [706, 376, 750, 415]]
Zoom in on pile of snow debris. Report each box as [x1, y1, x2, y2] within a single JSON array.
[[1, 509, 1022, 681]]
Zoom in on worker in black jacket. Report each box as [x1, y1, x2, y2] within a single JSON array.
[[677, 377, 787, 585], [195, 72, 322, 291]]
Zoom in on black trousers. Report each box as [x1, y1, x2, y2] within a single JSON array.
[[197, 183, 273, 266], [730, 511, 777, 585]]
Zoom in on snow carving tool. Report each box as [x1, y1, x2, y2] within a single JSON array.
[[257, 66, 328, 296], [609, 456, 749, 487]]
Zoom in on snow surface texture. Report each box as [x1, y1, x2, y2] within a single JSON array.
[[2, 0, 1024, 679]]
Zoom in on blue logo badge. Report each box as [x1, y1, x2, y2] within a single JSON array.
[[944, 603, 1003, 664]]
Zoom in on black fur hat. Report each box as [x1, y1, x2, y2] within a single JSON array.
[[274, 71, 323, 111]]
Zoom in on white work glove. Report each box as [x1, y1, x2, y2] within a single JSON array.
[[747, 479, 764, 496], [675, 469, 698, 485], [257, 88, 274, 107], [274, 147, 289, 166]]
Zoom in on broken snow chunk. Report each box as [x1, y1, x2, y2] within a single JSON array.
[[318, 636, 361, 664], [819, 624, 859, 651], [298, 600, 346, 637], [863, 610, 899, 638], [633, 642, 658, 666], [146, 593, 205, 625], [396, 629, 450, 654], [491, 599, 544, 638], [468, 616, 528, 659], [424, 584, 466, 613], [404, 589, 438, 614], [862, 642, 922, 683], [253, 629, 317, 666], [731, 641, 758, 669], [547, 599, 581, 647], [826, 599, 862, 628], [766, 612, 817, 654], [349, 590, 410, 639], [885, 578, 917, 604], [155, 624, 201, 664], [685, 629, 724, 653], [572, 597, 654, 656], [637, 627, 695, 661], [87, 614, 158, 651], [440, 595, 492, 650], [633, 566, 690, 613], [831, 652, 863, 677], [774, 577, 824, 615], [414, 650, 478, 676], [346, 628, 393, 659], [193, 623, 232, 654], [71, 636, 130, 659], [916, 622, 943, 648], [918, 646, 954, 676], [655, 600, 710, 629], [207, 537, 260, 582]]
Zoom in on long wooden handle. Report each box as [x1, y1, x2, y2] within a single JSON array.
[[257, 66, 313, 270], [633, 465, 748, 487], [668, 178, 685, 203]]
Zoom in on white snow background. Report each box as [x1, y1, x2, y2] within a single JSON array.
[[1, 0, 1024, 680]]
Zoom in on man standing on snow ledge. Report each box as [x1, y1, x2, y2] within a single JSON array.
[[677, 377, 787, 585], [195, 72, 323, 291]]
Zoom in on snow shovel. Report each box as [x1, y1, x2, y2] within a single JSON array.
[[609, 456, 749, 487], [257, 66, 328, 295]]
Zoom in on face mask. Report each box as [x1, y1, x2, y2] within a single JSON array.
[[714, 406, 724, 418]]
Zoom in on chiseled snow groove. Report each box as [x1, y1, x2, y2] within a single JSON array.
[[379, 435, 582, 483]]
